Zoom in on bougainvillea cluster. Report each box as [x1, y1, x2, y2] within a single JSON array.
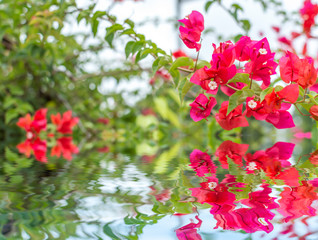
[[17, 109, 79, 162], [178, 10, 318, 131]]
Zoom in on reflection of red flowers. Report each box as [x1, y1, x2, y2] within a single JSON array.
[[215, 140, 249, 169], [17, 108, 47, 138], [17, 138, 47, 163], [189, 149, 216, 177], [51, 137, 79, 161], [278, 181, 318, 222], [176, 215, 202, 240], [97, 146, 110, 153], [309, 150, 318, 164], [97, 118, 109, 125], [51, 110, 79, 134]]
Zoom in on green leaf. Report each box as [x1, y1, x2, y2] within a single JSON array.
[[196, 60, 210, 69], [91, 11, 107, 36], [135, 49, 152, 63], [274, 85, 284, 92], [125, 41, 135, 58], [240, 19, 251, 32], [169, 69, 181, 87], [169, 57, 194, 71], [105, 33, 115, 47], [227, 90, 243, 115], [238, 88, 254, 104], [228, 73, 250, 85], [5, 109, 19, 124], [105, 23, 124, 46], [124, 19, 135, 28], [260, 87, 273, 102], [132, 41, 144, 55], [152, 58, 161, 74], [251, 81, 262, 95], [299, 85, 305, 97], [120, 29, 135, 36], [178, 77, 194, 103], [205, 1, 215, 12]]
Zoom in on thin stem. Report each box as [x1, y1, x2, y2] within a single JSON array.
[[178, 67, 193, 73], [193, 40, 202, 72], [294, 103, 311, 116], [226, 83, 240, 91]]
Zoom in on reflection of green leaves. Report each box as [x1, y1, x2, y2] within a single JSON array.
[[153, 143, 181, 174], [4, 148, 32, 175], [154, 97, 181, 128], [103, 224, 121, 240]]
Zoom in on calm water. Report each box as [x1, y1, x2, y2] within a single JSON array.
[[2, 135, 318, 240]]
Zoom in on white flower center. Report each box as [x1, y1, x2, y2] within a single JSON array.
[[207, 182, 217, 189], [259, 48, 267, 55], [247, 161, 257, 171], [248, 100, 257, 109], [258, 218, 269, 226], [208, 81, 218, 90], [26, 132, 33, 139], [262, 61, 267, 65]]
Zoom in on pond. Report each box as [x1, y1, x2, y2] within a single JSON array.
[[2, 121, 318, 240]]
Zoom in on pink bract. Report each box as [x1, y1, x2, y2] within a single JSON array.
[[189, 94, 217, 122], [215, 102, 249, 130], [179, 11, 204, 51]]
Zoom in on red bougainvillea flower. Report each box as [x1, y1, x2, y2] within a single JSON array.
[[279, 51, 317, 89], [51, 137, 79, 161], [263, 85, 298, 129], [246, 85, 298, 129], [300, 0, 318, 37], [172, 50, 188, 59], [245, 97, 268, 121], [215, 140, 249, 169], [179, 11, 204, 51], [189, 149, 216, 177], [189, 94, 217, 122], [215, 102, 249, 130], [243, 38, 278, 87], [234, 36, 256, 61], [176, 215, 202, 240], [17, 138, 47, 163], [17, 108, 47, 139], [51, 110, 79, 134], [278, 181, 318, 222], [190, 41, 236, 93], [309, 105, 318, 121]]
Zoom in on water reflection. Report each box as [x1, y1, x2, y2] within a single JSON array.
[[16, 109, 79, 162], [180, 140, 318, 239]]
